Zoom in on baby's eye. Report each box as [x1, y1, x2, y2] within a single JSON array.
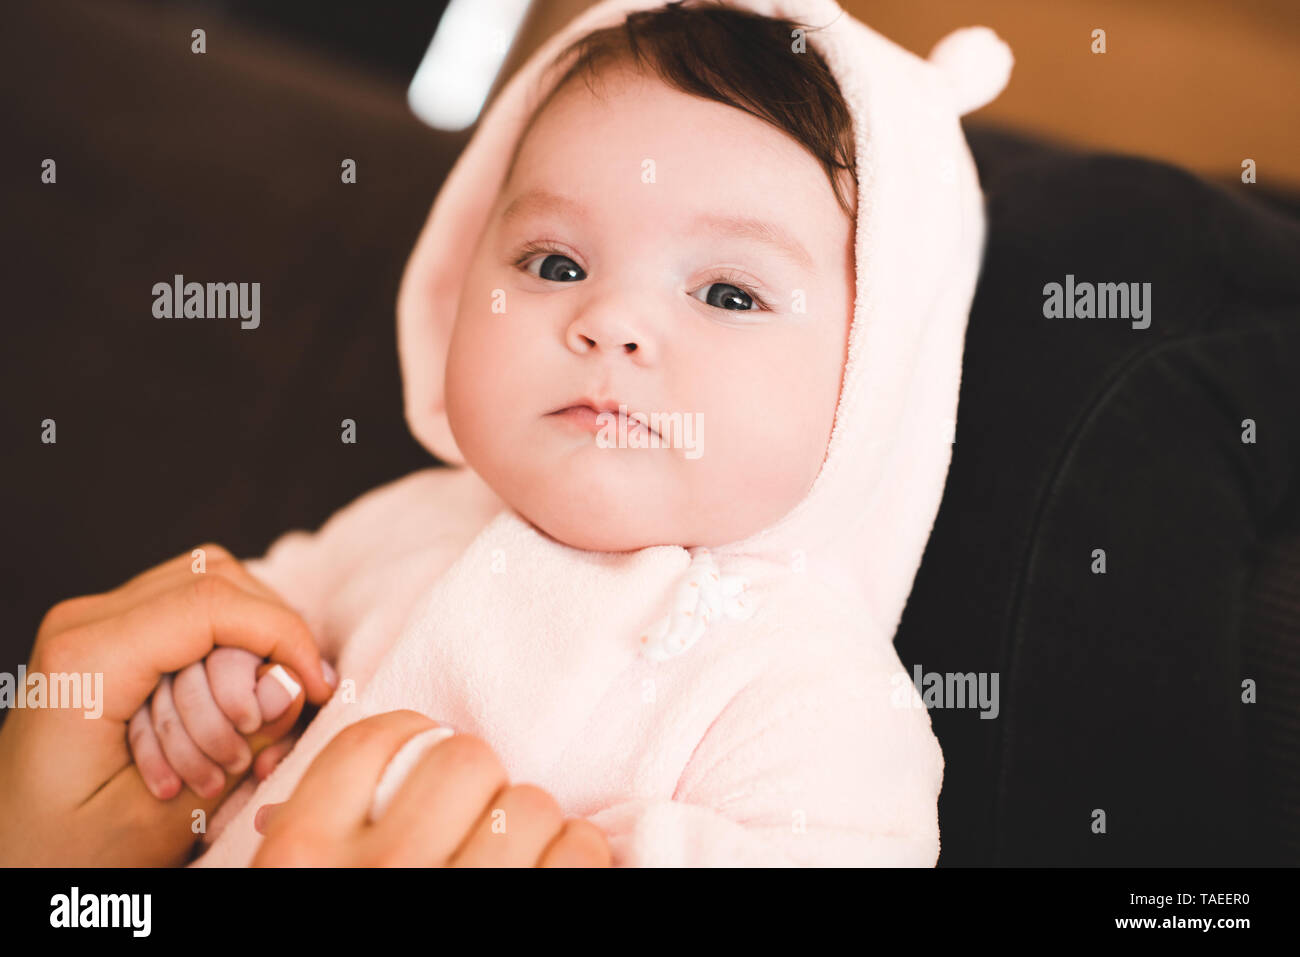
[[522, 252, 585, 283], [692, 282, 757, 311], [516, 246, 767, 313], [690, 274, 770, 312]]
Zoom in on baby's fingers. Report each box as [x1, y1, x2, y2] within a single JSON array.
[[127, 703, 181, 801], [244, 664, 309, 756], [173, 660, 251, 775], [253, 732, 299, 783], [206, 647, 263, 735], [150, 674, 226, 800]]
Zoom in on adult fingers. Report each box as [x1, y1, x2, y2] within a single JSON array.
[[126, 703, 181, 801], [39, 576, 334, 725], [172, 660, 251, 775], [255, 665, 303, 725], [363, 732, 509, 866], [446, 783, 565, 868], [242, 665, 309, 755], [113, 543, 284, 604], [253, 801, 286, 835], [537, 819, 613, 868], [150, 675, 226, 800], [75, 731, 279, 868], [261, 710, 440, 843], [37, 544, 285, 637]]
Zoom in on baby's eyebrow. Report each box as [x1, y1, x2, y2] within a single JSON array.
[[501, 188, 813, 272], [690, 213, 814, 272], [501, 188, 587, 226]]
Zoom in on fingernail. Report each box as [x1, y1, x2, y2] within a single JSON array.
[[201, 771, 225, 799], [322, 660, 338, 689], [257, 665, 301, 722], [367, 726, 456, 823], [226, 741, 252, 776], [234, 706, 262, 736], [152, 774, 180, 801]]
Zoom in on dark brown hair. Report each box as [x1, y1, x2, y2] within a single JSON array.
[[506, 0, 857, 218]]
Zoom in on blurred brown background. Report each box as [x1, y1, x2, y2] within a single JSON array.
[[509, 0, 1300, 188]]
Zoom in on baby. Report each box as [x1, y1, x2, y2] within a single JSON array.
[[123, 0, 1011, 865]]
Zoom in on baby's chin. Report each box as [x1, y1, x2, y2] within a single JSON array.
[[504, 478, 773, 552], [526, 509, 670, 553], [506, 474, 687, 552], [461, 430, 685, 550]]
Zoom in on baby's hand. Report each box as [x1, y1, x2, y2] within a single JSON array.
[[127, 648, 315, 800]]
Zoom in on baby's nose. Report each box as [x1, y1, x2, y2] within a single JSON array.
[[569, 330, 639, 354], [564, 312, 648, 359]]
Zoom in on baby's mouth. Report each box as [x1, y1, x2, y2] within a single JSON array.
[[547, 400, 661, 439]]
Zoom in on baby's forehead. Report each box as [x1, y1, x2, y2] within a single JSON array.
[[518, 62, 673, 150], [514, 76, 826, 185], [507, 6, 856, 220], [514, 68, 852, 220]]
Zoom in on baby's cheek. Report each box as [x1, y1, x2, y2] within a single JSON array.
[[449, 307, 524, 399], [444, 324, 496, 437], [446, 329, 541, 492], [747, 388, 829, 505], [444, 368, 489, 462]]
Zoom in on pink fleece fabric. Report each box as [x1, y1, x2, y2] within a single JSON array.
[[192, 0, 1012, 867]]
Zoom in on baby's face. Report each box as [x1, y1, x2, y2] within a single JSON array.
[[445, 64, 854, 551]]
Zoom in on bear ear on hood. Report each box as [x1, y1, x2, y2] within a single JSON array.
[[927, 26, 1014, 116]]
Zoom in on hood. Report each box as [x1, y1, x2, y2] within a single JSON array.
[[396, 0, 1012, 643]]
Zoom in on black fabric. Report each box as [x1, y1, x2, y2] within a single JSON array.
[[1241, 531, 1300, 865], [895, 126, 1300, 865]]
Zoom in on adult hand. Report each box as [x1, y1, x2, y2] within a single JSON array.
[[0, 544, 335, 866], [252, 710, 611, 867]]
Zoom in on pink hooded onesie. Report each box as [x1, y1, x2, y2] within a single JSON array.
[[192, 0, 1012, 867]]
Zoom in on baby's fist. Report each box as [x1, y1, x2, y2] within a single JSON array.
[[127, 649, 316, 800]]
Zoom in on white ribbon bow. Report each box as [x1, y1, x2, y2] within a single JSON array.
[[639, 548, 754, 662]]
